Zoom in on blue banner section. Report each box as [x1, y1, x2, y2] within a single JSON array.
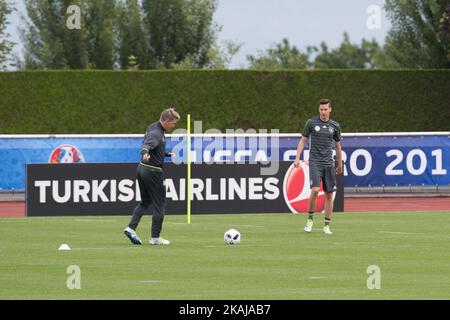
[[1, 134, 449, 190], [0, 137, 142, 191], [338, 135, 450, 187]]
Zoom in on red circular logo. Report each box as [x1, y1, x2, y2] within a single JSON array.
[[283, 161, 333, 213]]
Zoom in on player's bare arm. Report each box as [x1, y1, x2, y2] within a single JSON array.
[[294, 136, 308, 168], [335, 141, 343, 175]]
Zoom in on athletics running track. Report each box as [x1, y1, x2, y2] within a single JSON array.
[[0, 197, 449, 217]]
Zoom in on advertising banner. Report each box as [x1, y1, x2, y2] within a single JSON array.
[[26, 162, 344, 216], [2, 133, 448, 190]]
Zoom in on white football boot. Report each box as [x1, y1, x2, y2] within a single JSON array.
[[304, 219, 314, 233], [149, 238, 170, 245], [323, 225, 333, 235]]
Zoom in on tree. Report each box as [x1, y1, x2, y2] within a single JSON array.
[[205, 40, 242, 69], [21, 0, 218, 70], [441, 3, 450, 34], [0, 0, 14, 70], [440, 3, 450, 60], [173, 40, 241, 69], [127, 54, 139, 70], [310, 32, 385, 69], [117, 0, 150, 69], [247, 34, 386, 70], [383, 0, 450, 68], [22, 0, 117, 69], [85, 0, 116, 69], [22, 0, 89, 69], [247, 38, 311, 69], [141, 0, 217, 68]]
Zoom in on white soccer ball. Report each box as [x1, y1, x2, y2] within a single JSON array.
[[224, 229, 241, 245]]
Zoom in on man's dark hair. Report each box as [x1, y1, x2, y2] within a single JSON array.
[[319, 98, 332, 106]]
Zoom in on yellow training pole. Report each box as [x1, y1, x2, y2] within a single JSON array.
[[187, 114, 191, 224]]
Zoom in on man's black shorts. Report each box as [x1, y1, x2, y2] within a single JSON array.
[[309, 161, 337, 193]]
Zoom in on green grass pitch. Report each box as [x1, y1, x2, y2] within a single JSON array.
[[1, 211, 449, 300]]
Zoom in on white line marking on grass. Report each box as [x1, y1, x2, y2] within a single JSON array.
[[203, 244, 270, 248], [231, 224, 265, 228], [308, 276, 327, 280], [378, 231, 425, 235], [205, 245, 246, 248], [71, 247, 139, 251], [72, 247, 110, 250], [334, 242, 368, 245], [139, 280, 161, 284], [74, 219, 115, 222], [166, 222, 265, 227]]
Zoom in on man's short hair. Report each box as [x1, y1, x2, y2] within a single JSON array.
[[160, 108, 181, 122], [319, 98, 332, 106]]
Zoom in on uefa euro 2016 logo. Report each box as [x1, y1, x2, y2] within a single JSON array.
[[49, 145, 85, 164], [283, 161, 335, 213]]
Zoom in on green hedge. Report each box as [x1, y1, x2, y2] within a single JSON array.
[[0, 70, 449, 133]]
